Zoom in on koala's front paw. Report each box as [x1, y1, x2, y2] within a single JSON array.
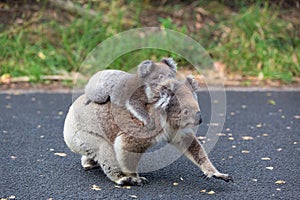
[[201, 172, 233, 183], [115, 176, 149, 186], [211, 172, 234, 183]]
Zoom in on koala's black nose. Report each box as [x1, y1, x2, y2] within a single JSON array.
[[196, 111, 202, 124]]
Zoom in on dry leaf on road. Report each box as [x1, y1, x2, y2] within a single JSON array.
[[242, 136, 253, 140], [91, 184, 101, 191], [54, 152, 67, 157], [268, 99, 276, 105], [242, 150, 250, 154], [275, 180, 286, 184]]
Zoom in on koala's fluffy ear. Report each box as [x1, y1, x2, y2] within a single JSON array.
[[137, 60, 154, 78], [185, 75, 199, 91], [161, 57, 177, 73], [154, 85, 174, 110]]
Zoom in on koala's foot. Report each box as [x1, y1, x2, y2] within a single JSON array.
[[81, 156, 100, 170], [212, 173, 234, 183], [201, 172, 233, 183], [115, 176, 149, 186]]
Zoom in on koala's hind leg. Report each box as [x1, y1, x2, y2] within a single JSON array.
[[113, 135, 149, 186], [171, 131, 233, 183], [92, 137, 129, 184]]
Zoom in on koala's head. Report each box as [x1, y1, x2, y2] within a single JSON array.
[[153, 75, 202, 130], [137, 58, 177, 84]]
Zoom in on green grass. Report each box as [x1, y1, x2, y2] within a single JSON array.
[[197, 1, 300, 82], [0, 1, 299, 83], [0, 13, 107, 81]]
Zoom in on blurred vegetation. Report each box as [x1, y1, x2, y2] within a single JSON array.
[[0, 0, 299, 83]]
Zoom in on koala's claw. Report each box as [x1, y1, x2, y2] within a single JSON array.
[[212, 174, 234, 183], [201, 173, 234, 183], [139, 177, 149, 184], [82, 164, 100, 171], [201, 174, 209, 180]]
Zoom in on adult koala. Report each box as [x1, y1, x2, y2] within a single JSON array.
[[64, 76, 233, 186]]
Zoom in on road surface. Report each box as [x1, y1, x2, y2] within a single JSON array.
[[0, 90, 299, 199]]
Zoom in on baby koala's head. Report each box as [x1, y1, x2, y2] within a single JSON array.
[[136, 58, 177, 103], [137, 58, 177, 84]]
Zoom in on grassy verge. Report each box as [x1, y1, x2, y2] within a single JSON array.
[[197, 1, 299, 83], [0, 0, 299, 84]]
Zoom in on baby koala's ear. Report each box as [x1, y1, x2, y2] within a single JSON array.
[[137, 60, 154, 78], [185, 75, 199, 91], [161, 57, 177, 73]]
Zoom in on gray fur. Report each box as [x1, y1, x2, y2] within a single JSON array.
[[85, 58, 177, 127], [64, 77, 233, 186]]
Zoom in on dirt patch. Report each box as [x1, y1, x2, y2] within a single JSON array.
[[1, 68, 299, 91], [0, 81, 70, 91]]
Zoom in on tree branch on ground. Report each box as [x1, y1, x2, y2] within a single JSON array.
[[48, 0, 97, 18]]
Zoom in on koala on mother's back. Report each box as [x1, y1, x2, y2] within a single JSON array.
[[85, 58, 177, 129]]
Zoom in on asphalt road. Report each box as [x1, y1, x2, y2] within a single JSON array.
[[0, 90, 299, 199]]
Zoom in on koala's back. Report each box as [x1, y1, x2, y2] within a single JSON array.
[[64, 95, 159, 146], [85, 70, 132, 103]]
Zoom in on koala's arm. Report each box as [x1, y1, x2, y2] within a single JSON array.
[[171, 131, 233, 182], [126, 89, 151, 125]]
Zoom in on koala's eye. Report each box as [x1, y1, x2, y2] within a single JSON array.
[[158, 74, 165, 79], [182, 109, 189, 116]]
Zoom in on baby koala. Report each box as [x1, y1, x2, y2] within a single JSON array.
[[85, 58, 177, 129]]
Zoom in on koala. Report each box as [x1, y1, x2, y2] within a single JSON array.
[[84, 58, 177, 128], [64, 76, 233, 186]]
